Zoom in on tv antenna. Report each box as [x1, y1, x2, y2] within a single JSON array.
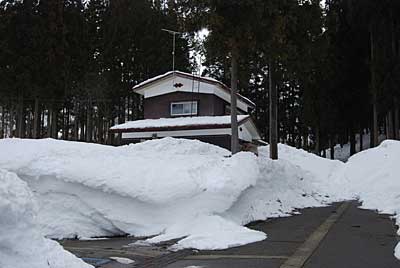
[[162, 28, 181, 73]]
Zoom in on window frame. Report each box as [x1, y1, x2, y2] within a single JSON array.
[[170, 101, 198, 116]]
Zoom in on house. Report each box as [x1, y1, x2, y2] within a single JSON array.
[[110, 71, 262, 150]]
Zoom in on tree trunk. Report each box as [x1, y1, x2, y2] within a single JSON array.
[[314, 126, 320, 156], [0, 106, 4, 138], [80, 115, 85, 141], [16, 92, 24, 138], [63, 107, 68, 140], [33, 98, 40, 139], [387, 111, 394, 139], [372, 102, 378, 146], [73, 101, 79, 141], [98, 116, 104, 144], [9, 106, 15, 138], [47, 107, 52, 138], [118, 100, 125, 125], [41, 108, 45, 138], [51, 106, 57, 139], [86, 101, 92, 142], [394, 100, 399, 140], [67, 107, 71, 140], [269, 60, 278, 160], [61, 108, 65, 140], [350, 127, 356, 156], [329, 137, 335, 160], [230, 44, 239, 154], [370, 28, 379, 147], [359, 128, 363, 152], [109, 120, 114, 145], [302, 134, 308, 150]]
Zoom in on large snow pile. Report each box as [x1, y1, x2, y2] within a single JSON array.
[[0, 138, 265, 250], [0, 138, 338, 251], [0, 169, 92, 268], [1, 137, 398, 257], [334, 140, 400, 258]]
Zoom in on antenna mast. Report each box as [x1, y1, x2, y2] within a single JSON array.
[[162, 29, 181, 73]]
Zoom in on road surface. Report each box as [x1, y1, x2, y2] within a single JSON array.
[[61, 201, 400, 268]]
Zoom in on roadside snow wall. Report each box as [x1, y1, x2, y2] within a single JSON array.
[[0, 138, 338, 250], [0, 169, 92, 268], [2, 138, 397, 256]]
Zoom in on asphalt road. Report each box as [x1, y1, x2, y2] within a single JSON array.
[[61, 201, 400, 268]]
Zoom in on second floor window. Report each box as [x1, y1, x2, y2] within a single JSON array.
[[170, 101, 198, 116]]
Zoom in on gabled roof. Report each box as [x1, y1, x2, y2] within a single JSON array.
[[132, 71, 256, 109]]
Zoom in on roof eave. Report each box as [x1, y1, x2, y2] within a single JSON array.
[[110, 115, 251, 133]]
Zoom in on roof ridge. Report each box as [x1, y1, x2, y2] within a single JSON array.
[[132, 71, 256, 108]]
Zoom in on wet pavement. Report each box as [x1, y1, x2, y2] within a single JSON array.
[[61, 201, 400, 268]]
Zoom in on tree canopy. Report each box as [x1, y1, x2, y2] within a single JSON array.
[[0, 0, 399, 157]]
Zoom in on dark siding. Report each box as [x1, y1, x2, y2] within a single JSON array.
[[191, 135, 231, 150], [144, 92, 226, 119]]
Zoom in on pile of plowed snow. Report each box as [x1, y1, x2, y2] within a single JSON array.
[[0, 138, 339, 251], [1, 138, 399, 259], [0, 169, 92, 268]]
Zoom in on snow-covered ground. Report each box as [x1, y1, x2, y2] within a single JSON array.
[[0, 169, 92, 268], [0, 137, 399, 262]]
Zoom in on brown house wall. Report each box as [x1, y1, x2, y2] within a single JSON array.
[[144, 92, 226, 119]]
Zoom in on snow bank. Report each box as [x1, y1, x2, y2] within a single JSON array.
[[110, 115, 249, 130], [0, 138, 266, 249], [0, 138, 338, 251], [224, 145, 343, 225], [334, 140, 400, 258], [337, 140, 400, 212], [0, 169, 92, 268], [274, 144, 345, 199], [2, 137, 397, 256]]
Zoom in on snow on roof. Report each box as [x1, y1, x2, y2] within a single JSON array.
[[110, 115, 250, 131], [132, 71, 219, 90], [132, 71, 256, 108]]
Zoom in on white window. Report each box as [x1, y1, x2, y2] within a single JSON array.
[[170, 101, 198, 116]]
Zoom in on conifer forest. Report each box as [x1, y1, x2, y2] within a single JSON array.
[[0, 0, 399, 157]]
